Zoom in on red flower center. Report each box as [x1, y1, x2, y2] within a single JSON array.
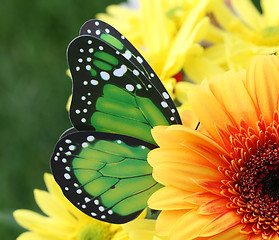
[[218, 112, 279, 238], [241, 145, 279, 220]]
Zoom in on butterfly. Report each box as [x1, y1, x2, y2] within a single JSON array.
[[50, 19, 182, 224]]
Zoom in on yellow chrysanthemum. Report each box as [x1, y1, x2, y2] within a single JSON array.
[[209, 0, 279, 71], [13, 173, 162, 240], [148, 55, 279, 239], [97, 0, 215, 101]]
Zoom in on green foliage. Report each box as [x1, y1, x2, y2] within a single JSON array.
[[0, 0, 122, 238]]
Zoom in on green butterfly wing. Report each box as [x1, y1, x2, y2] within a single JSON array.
[[68, 35, 179, 145], [79, 19, 181, 123], [51, 131, 162, 223]]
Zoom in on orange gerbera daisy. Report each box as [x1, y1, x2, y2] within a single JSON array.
[[148, 55, 279, 240]]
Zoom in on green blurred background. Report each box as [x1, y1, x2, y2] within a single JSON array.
[[0, 0, 122, 238]]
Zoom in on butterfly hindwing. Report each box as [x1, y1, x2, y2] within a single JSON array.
[[79, 19, 181, 124], [68, 35, 177, 144], [51, 131, 162, 224]]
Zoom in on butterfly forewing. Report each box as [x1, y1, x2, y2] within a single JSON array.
[[79, 19, 181, 124], [68, 35, 177, 145], [51, 131, 162, 224]]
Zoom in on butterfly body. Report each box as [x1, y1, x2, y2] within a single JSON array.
[[51, 19, 181, 224]]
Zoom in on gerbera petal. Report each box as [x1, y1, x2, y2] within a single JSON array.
[[152, 160, 222, 192], [151, 125, 228, 168], [209, 225, 247, 240], [198, 210, 240, 237], [246, 55, 279, 124], [188, 88, 234, 140], [208, 70, 259, 129], [184, 192, 220, 206], [152, 168, 204, 192], [148, 186, 196, 210], [194, 179, 223, 196], [148, 147, 215, 168], [156, 210, 190, 237], [151, 125, 226, 154], [170, 209, 217, 240], [179, 109, 199, 130], [197, 197, 229, 215]]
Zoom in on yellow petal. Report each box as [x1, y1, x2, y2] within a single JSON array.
[[34, 189, 77, 224], [197, 197, 229, 215], [209, 225, 247, 240], [123, 219, 156, 233], [148, 147, 214, 168], [184, 192, 220, 205], [246, 55, 279, 124], [188, 88, 233, 141], [211, 0, 253, 37], [179, 109, 199, 129], [148, 186, 196, 210], [139, 0, 172, 56], [13, 210, 72, 236], [198, 210, 240, 237], [151, 160, 221, 191], [183, 56, 225, 84], [262, 0, 279, 26], [231, 0, 263, 30], [122, 219, 166, 240], [170, 209, 216, 240], [44, 173, 86, 220], [194, 179, 223, 196], [152, 125, 224, 151], [162, 1, 210, 78], [175, 81, 199, 105], [96, 5, 140, 47], [16, 231, 60, 240], [203, 43, 227, 66], [156, 210, 190, 237], [151, 125, 227, 167], [208, 70, 259, 129]]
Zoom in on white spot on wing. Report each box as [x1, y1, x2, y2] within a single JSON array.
[[161, 101, 168, 108], [87, 136, 95, 142], [64, 173, 71, 179], [100, 71, 110, 80], [133, 69, 139, 76], [113, 65, 127, 77], [137, 56, 143, 63], [122, 50, 132, 60], [126, 84, 134, 92], [90, 80, 98, 85], [162, 92, 170, 99]]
